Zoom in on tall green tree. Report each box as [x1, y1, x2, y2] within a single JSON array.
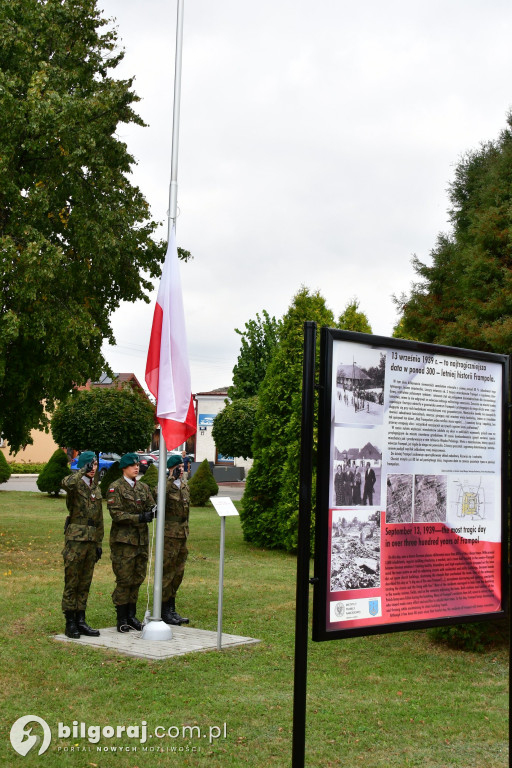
[[338, 299, 372, 334], [228, 310, 281, 400], [241, 288, 336, 550], [212, 309, 280, 460], [0, 0, 188, 451], [51, 387, 155, 455], [396, 112, 512, 352]]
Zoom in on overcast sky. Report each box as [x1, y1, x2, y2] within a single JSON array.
[[98, 0, 512, 394]]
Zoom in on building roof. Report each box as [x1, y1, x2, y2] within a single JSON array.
[[194, 387, 230, 397], [334, 442, 381, 461], [77, 372, 151, 405], [337, 363, 371, 381]]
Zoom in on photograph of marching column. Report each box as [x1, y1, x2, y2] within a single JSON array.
[[313, 328, 509, 642], [332, 343, 386, 426]]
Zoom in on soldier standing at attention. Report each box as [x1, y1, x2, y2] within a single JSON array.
[[107, 453, 156, 633], [61, 451, 103, 639], [161, 454, 190, 626]]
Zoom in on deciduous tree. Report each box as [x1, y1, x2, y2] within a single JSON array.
[[211, 396, 258, 460], [0, 0, 189, 451], [213, 309, 280, 460], [228, 310, 281, 400], [51, 387, 155, 456]]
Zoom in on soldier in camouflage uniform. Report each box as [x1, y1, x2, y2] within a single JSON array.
[[61, 451, 104, 639], [107, 453, 156, 632], [161, 454, 190, 626]]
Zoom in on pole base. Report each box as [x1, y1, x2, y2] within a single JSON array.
[[141, 619, 173, 642]]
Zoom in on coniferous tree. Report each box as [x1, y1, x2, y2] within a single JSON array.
[[188, 459, 218, 506], [396, 112, 512, 353], [99, 460, 121, 496], [36, 448, 70, 496], [141, 462, 158, 493], [0, 451, 12, 484], [241, 288, 336, 550]]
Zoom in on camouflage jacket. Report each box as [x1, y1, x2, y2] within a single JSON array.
[[107, 477, 155, 547], [62, 469, 104, 544], [164, 478, 190, 539]]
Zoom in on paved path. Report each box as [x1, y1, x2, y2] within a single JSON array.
[[1, 476, 245, 501], [1, 475, 41, 492]]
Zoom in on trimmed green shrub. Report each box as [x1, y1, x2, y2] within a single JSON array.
[[142, 463, 158, 492], [188, 460, 218, 506], [0, 452, 12, 484], [8, 463, 46, 474], [36, 449, 70, 496], [100, 461, 122, 496]]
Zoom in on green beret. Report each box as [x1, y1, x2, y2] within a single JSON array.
[[77, 451, 96, 469], [119, 452, 139, 468], [167, 454, 184, 469]]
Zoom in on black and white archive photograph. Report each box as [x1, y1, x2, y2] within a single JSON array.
[[332, 342, 386, 426], [330, 509, 381, 592]]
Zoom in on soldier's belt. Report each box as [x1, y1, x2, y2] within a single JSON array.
[[71, 517, 97, 527], [166, 516, 187, 523]]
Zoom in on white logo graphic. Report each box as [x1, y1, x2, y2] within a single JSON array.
[[10, 716, 52, 756]]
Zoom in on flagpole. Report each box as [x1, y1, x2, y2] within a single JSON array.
[[142, 0, 185, 642]]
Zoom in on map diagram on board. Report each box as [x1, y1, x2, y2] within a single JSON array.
[[453, 478, 487, 521]]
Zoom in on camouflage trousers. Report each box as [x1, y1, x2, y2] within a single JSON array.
[[162, 537, 188, 602], [62, 540, 97, 612], [110, 542, 148, 606]]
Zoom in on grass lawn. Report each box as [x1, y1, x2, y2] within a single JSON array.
[[0, 491, 508, 767]]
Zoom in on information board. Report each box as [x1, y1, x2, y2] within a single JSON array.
[[312, 329, 509, 641]]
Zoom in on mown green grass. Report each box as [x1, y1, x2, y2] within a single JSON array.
[[0, 491, 508, 767]]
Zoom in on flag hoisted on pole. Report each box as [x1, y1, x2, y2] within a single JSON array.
[[141, 0, 193, 642], [145, 225, 196, 450]]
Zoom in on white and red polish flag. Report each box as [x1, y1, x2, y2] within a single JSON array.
[[145, 225, 196, 449]]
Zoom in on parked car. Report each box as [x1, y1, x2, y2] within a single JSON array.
[[136, 453, 155, 475], [70, 452, 121, 480]]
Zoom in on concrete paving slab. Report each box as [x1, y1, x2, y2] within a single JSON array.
[[53, 625, 260, 660]]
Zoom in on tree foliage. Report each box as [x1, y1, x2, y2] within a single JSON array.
[[36, 447, 70, 496], [338, 299, 372, 334], [51, 387, 155, 455], [211, 396, 258, 460], [228, 310, 281, 400], [0, 0, 189, 451], [213, 309, 280, 461], [241, 287, 336, 551], [396, 112, 512, 352], [99, 459, 121, 496], [141, 462, 158, 492], [188, 459, 218, 506], [0, 451, 12, 484], [241, 289, 373, 552]]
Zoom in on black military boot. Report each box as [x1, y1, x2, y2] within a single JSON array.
[[169, 597, 189, 625], [64, 610, 80, 639], [161, 598, 181, 625], [76, 610, 100, 637], [127, 603, 143, 631], [116, 604, 132, 633]]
